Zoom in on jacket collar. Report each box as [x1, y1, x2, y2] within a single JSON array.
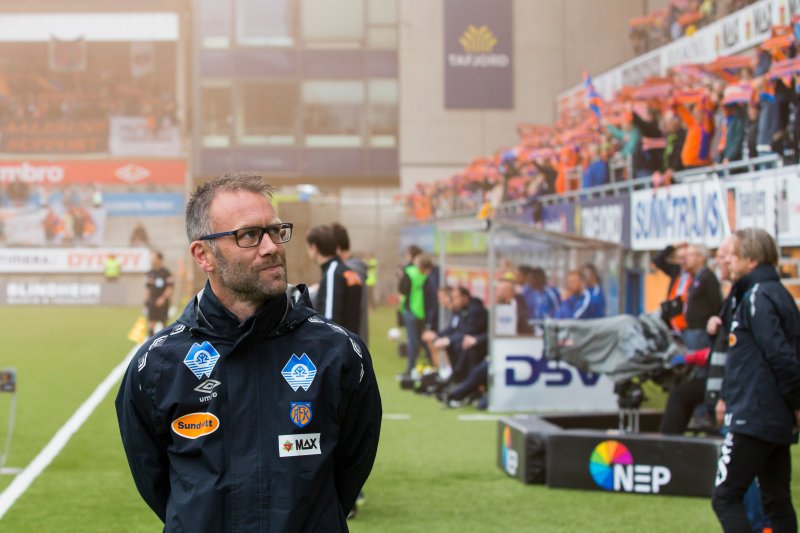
[[178, 282, 315, 338], [733, 264, 779, 300]]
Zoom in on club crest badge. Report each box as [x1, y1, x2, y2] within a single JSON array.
[[184, 341, 221, 380], [281, 354, 317, 391], [290, 402, 312, 428]]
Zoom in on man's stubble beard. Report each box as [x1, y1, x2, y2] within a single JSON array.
[[214, 248, 288, 304]]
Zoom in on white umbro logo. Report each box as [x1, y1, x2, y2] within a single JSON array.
[[194, 379, 221, 394]]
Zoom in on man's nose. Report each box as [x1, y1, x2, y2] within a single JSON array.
[[258, 235, 281, 255]]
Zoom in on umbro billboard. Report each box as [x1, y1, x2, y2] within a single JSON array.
[[444, 0, 513, 109], [0, 159, 186, 186]]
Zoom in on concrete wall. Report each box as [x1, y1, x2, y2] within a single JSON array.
[[399, 0, 650, 192]]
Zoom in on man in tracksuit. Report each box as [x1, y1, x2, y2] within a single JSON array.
[[116, 174, 382, 532], [712, 228, 800, 533]]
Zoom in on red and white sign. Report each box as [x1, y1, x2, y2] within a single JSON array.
[[0, 159, 186, 185], [0, 247, 152, 273]]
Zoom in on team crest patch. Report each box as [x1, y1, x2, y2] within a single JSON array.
[[290, 402, 312, 428], [184, 341, 221, 380], [728, 333, 737, 347], [281, 354, 317, 391]]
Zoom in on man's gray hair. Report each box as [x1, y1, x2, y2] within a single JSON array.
[[733, 227, 779, 267], [689, 243, 711, 262], [185, 172, 274, 243]]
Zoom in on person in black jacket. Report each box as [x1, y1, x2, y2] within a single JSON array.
[[705, 235, 768, 531], [428, 287, 488, 383], [116, 173, 381, 532], [307, 224, 363, 335], [712, 228, 800, 533]]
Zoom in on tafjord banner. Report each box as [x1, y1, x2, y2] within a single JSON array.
[[444, 0, 513, 109]]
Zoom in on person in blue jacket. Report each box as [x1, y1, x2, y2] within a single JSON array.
[[582, 263, 606, 318], [712, 228, 800, 533], [555, 270, 592, 320]]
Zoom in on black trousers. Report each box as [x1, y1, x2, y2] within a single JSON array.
[[712, 432, 796, 533], [659, 377, 706, 434]]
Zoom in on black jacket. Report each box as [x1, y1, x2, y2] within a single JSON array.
[[116, 283, 381, 532], [725, 265, 800, 445], [685, 266, 722, 330], [315, 257, 363, 335], [705, 293, 734, 409]]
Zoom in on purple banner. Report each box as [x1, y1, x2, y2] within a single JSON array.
[[444, 0, 513, 109]]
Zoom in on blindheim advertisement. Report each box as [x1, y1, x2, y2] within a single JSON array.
[[444, 0, 513, 109]]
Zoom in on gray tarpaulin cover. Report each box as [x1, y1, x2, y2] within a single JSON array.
[[543, 314, 684, 384]]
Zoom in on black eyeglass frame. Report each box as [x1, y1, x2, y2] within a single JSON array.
[[198, 223, 293, 248]]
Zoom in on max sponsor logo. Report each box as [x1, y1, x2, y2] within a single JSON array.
[[279, 433, 321, 457], [171, 412, 220, 439]]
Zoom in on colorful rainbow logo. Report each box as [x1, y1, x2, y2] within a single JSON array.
[[502, 426, 512, 468], [589, 440, 633, 490]]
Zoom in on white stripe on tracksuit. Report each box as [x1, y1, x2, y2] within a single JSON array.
[[324, 261, 339, 319]]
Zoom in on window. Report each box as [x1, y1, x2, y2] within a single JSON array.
[[237, 82, 299, 145], [302, 81, 364, 147], [197, 0, 231, 48], [302, 0, 364, 47], [201, 84, 232, 147], [368, 80, 397, 147], [236, 0, 296, 46]]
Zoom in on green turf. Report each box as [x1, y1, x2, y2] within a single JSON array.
[[0, 305, 797, 532]]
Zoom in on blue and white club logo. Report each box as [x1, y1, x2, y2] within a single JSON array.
[[281, 354, 317, 391], [183, 341, 221, 380]]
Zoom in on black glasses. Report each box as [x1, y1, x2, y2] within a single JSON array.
[[198, 223, 293, 248]]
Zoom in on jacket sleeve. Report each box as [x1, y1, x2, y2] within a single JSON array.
[[749, 288, 800, 410], [334, 337, 382, 512], [115, 354, 170, 523], [652, 245, 680, 279], [342, 275, 363, 334]]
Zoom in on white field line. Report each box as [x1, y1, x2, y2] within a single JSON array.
[[382, 413, 411, 420], [0, 345, 138, 520]]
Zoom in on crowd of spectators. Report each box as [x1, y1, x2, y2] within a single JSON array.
[[404, 17, 800, 223], [628, 0, 757, 55]]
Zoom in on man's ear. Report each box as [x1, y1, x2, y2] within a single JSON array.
[[190, 241, 215, 273]]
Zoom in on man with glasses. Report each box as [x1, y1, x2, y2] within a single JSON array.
[[116, 173, 382, 532]]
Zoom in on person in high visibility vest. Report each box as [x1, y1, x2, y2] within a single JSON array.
[[104, 253, 122, 282]]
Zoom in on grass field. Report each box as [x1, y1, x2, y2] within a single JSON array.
[[0, 305, 797, 532]]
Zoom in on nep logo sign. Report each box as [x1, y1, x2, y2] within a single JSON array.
[[589, 440, 671, 494], [501, 426, 518, 476]]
